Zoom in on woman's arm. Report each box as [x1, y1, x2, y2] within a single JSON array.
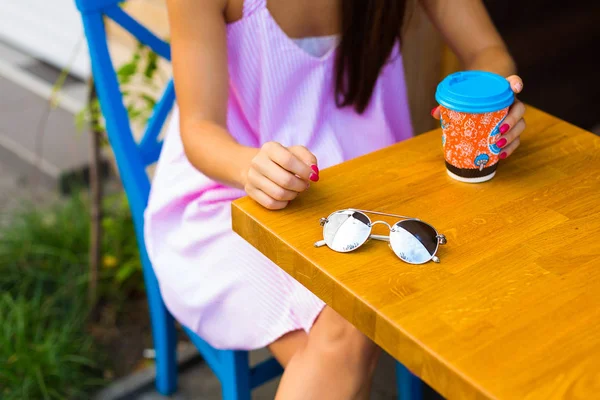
[[420, 0, 516, 76], [423, 0, 526, 159], [166, 0, 317, 208], [167, 0, 254, 189]]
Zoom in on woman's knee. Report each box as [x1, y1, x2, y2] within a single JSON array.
[[308, 307, 378, 366], [268, 329, 308, 367]]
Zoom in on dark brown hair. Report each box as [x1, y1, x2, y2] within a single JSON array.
[[335, 0, 409, 113]]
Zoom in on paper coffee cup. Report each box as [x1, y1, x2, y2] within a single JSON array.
[[435, 71, 515, 183]]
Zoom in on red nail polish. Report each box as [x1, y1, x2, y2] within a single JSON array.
[[309, 173, 319, 182], [310, 164, 319, 175], [499, 152, 507, 160], [496, 138, 507, 148], [500, 124, 510, 134], [431, 106, 438, 116]]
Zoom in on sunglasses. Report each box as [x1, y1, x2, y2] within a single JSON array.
[[314, 209, 447, 264]]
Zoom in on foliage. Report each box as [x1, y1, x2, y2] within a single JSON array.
[[0, 292, 100, 400], [7, 18, 168, 399], [74, 41, 166, 138], [100, 194, 144, 298], [0, 193, 143, 399]]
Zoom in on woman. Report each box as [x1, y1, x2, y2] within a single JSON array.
[[144, 0, 526, 398]]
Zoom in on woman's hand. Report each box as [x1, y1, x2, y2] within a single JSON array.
[[432, 75, 526, 159], [494, 75, 525, 159], [244, 142, 319, 210]]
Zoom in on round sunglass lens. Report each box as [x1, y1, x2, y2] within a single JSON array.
[[389, 220, 438, 264], [323, 210, 371, 252]]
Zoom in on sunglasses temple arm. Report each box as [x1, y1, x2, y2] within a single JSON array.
[[314, 234, 390, 248], [352, 209, 414, 220]]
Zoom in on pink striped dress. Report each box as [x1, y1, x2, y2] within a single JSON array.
[[144, 0, 413, 350]]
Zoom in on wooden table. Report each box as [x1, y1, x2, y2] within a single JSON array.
[[232, 107, 600, 399]]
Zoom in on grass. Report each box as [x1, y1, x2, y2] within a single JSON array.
[[0, 193, 143, 399], [0, 292, 100, 399]]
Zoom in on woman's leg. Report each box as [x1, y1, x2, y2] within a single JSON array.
[[268, 329, 308, 367], [355, 346, 382, 400], [269, 306, 380, 400]]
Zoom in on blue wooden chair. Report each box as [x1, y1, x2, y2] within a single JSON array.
[[74, 1, 424, 398]]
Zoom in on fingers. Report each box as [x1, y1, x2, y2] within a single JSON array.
[[246, 142, 320, 211], [246, 186, 289, 210], [263, 142, 314, 181], [251, 156, 308, 192], [499, 136, 520, 160], [506, 75, 524, 94], [247, 168, 300, 202], [496, 117, 525, 149], [499, 99, 526, 136], [431, 106, 441, 120], [288, 145, 319, 176]]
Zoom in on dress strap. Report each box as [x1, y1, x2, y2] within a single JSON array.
[[243, 0, 267, 17]]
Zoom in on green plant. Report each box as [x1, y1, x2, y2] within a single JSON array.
[[0, 196, 91, 297], [71, 40, 164, 305], [0, 292, 101, 400], [100, 194, 144, 299], [75, 41, 166, 135], [0, 196, 96, 399], [6, 23, 167, 397], [0, 195, 142, 298], [0, 193, 143, 398]]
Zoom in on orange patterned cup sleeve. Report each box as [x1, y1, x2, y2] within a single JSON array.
[[440, 106, 509, 170]]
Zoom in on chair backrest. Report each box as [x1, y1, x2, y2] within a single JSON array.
[[75, 0, 174, 231]]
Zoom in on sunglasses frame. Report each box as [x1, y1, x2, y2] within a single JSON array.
[[314, 209, 447, 264]]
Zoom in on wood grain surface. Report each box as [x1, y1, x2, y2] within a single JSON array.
[[232, 106, 600, 399]]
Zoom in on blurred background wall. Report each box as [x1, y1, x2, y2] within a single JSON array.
[[485, 0, 600, 134], [403, 0, 600, 134]]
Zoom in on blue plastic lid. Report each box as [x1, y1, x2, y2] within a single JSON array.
[[435, 71, 514, 113]]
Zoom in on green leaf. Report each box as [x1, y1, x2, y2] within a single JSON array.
[[35, 366, 50, 400], [63, 354, 96, 367], [116, 62, 137, 85], [129, 108, 142, 121], [143, 51, 159, 79], [141, 94, 157, 109], [115, 262, 136, 283], [74, 109, 88, 132], [117, 61, 136, 77], [102, 216, 115, 231]]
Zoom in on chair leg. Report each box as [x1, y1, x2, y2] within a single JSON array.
[[220, 351, 252, 400], [147, 290, 178, 395], [151, 306, 178, 395], [396, 361, 423, 400], [142, 254, 178, 395]]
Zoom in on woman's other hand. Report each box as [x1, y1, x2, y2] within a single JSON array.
[[432, 75, 525, 159], [244, 143, 319, 210]]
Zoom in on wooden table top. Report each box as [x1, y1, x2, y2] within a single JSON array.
[[232, 107, 600, 399]]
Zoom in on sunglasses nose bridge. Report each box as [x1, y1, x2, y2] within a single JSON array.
[[370, 220, 392, 231]]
